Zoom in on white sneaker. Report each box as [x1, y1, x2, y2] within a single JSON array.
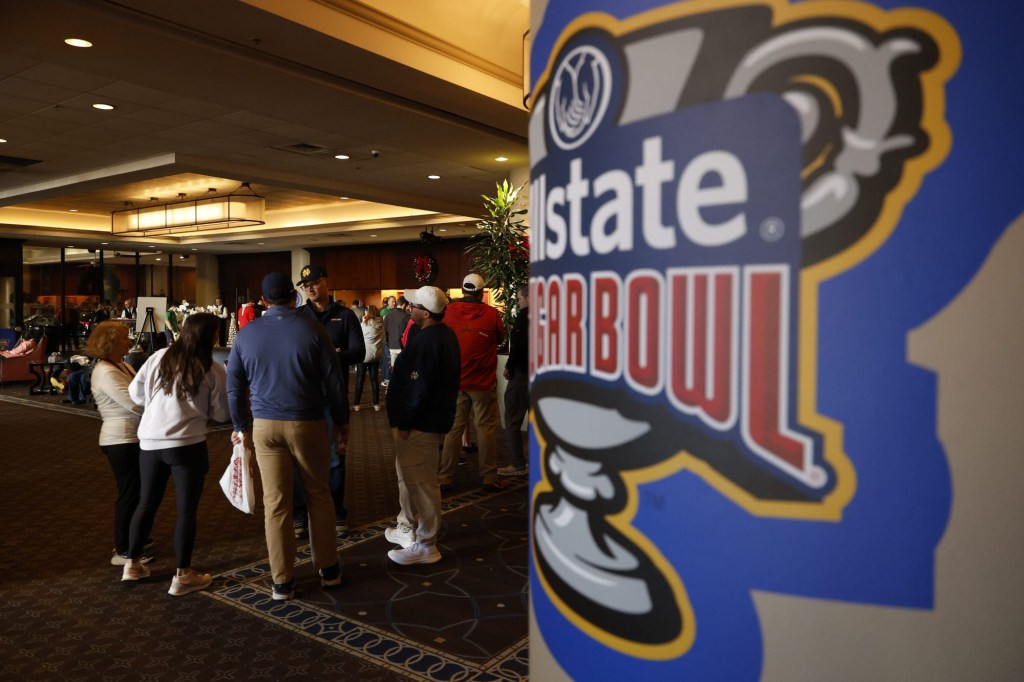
[[384, 525, 416, 548], [497, 465, 528, 477], [373, 404, 381, 412], [168, 569, 213, 596], [353, 404, 361, 412], [122, 561, 151, 581], [388, 542, 441, 565]]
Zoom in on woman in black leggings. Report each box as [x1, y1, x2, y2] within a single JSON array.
[[84, 321, 150, 566], [353, 305, 385, 411], [121, 314, 229, 596]]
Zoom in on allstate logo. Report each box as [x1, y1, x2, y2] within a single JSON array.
[[548, 44, 613, 151]]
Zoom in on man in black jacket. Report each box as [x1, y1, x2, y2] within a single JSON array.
[[499, 284, 530, 476], [384, 286, 460, 565], [294, 264, 365, 536]]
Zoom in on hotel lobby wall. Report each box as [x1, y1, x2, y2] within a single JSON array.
[[309, 237, 476, 291], [215, 239, 480, 308], [217, 251, 291, 308]]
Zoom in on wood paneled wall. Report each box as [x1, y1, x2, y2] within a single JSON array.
[[310, 238, 477, 291], [215, 239, 479, 307], [217, 251, 291, 307]]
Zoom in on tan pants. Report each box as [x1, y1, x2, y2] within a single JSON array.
[[253, 418, 336, 585], [394, 429, 443, 545], [439, 389, 500, 486]]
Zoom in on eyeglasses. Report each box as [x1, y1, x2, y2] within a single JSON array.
[[409, 304, 427, 311], [301, 278, 324, 290]]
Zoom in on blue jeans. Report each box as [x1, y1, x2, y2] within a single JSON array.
[[381, 345, 392, 382], [294, 409, 346, 523]]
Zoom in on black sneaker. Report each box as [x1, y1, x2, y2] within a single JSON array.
[[335, 518, 349, 533], [319, 563, 342, 588], [272, 579, 295, 601], [293, 520, 309, 539]]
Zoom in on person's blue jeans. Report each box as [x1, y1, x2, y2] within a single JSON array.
[[381, 344, 392, 383], [294, 409, 346, 524]]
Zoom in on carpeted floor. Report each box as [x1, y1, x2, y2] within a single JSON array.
[[0, 376, 528, 681]]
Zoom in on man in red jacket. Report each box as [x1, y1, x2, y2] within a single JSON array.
[[438, 274, 507, 492]]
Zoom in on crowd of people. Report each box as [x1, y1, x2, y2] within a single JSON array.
[[75, 264, 529, 599]]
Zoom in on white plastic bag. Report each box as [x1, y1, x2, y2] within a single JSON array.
[[219, 443, 255, 514]]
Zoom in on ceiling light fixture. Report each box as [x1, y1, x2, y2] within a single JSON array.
[[69, 209, 78, 212], [155, 257, 161, 261], [428, 175, 441, 180], [334, 154, 350, 160], [92, 103, 115, 110], [0, 138, 7, 143], [65, 38, 93, 48], [495, 156, 509, 162], [111, 182, 265, 236]]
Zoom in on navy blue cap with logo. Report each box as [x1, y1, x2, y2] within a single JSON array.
[[296, 264, 327, 286]]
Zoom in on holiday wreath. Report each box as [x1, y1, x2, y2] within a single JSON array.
[[413, 253, 438, 283]]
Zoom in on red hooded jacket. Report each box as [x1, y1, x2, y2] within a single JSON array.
[[444, 298, 505, 391]]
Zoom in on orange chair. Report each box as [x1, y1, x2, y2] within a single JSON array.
[[0, 336, 49, 385]]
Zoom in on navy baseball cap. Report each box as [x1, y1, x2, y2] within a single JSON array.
[[262, 272, 295, 301], [296, 264, 327, 286]]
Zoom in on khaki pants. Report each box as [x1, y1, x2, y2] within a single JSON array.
[[394, 429, 443, 546], [439, 389, 500, 486], [253, 418, 337, 585]]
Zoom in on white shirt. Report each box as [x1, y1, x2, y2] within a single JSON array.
[[91, 360, 143, 447], [129, 348, 230, 451]]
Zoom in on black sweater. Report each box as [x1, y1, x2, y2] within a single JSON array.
[[386, 323, 461, 433]]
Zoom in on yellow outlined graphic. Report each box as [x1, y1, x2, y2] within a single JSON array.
[[529, 0, 960, 660]]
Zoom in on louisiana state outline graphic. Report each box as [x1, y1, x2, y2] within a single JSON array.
[[527, 0, 960, 676]]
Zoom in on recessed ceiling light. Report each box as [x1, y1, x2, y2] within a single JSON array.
[[370, 234, 377, 238], [92, 103, 115, 110], [334, 154, 350, 160], [69, 209, 79, 212], [155, 257, 161, 261], [495, 156, 509, 162], [67, 245, 75, 248], [257, 242, 264, 246], [101, 242, 109, 245], [65, 38, 93, 48], [339, 196, 349, 200], [428, 175, 441, 180], [0, 138, 7, 143], [438, 228, 447, 232], [191, 248, 198, 251], [148, 245, 156, 248]]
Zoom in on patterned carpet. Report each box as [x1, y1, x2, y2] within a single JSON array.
[[0, 378, 529, 681]]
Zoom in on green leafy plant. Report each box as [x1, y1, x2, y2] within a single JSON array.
[[466, 179, 529, 336]]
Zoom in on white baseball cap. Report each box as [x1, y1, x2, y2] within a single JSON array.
[[406, 286, 449, 314], [462, 273, 485, 292]]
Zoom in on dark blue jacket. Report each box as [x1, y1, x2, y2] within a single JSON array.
[[297, 299, 365, 388], [227, 306, 347, 431], [386, 322, 460, 433]]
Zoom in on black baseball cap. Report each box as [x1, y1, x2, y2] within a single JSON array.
[[296, 264, 327, 286]]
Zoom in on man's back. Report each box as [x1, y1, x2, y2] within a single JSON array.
[[384, 308, 410, 349], [445, 299, 505, 391], [227, 306, 346, 424]]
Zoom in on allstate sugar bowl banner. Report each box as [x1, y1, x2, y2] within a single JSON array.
[[527, 0, 1024, 679]]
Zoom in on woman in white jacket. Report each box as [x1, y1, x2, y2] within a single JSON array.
[[121, 313, 229, 596], [353, 304, 385, 411]]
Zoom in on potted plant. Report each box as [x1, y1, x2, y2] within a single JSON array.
[[466, 179, 529, 338]]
